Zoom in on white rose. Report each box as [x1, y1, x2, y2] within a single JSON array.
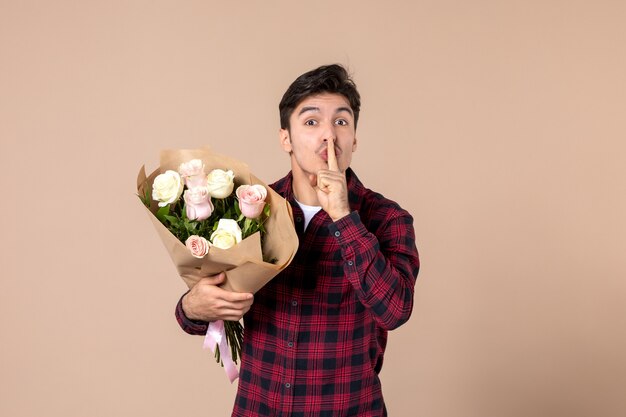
[[210, 219, 242, 249], [206, 169, 235, 199], [152, 170, 183, 207]]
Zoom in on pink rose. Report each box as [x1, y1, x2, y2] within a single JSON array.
[[179, 159, 207, 188], [185, 235, 210, 258], [184, 187, 214, 220], [236, 184, 267, 219]]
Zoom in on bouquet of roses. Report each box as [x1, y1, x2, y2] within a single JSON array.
[[137, 147, 298, 382]]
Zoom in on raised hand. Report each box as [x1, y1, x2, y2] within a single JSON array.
[[314, 139, 351, 222]]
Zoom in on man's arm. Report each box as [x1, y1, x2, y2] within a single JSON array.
[[315, 140, 419, 329], [175, 292, 209, 335], [328, 210, 419, 330]]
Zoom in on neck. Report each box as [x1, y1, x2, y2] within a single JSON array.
[[291, 169, 320, 206]]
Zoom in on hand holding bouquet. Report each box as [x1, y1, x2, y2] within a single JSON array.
[[137, 147, 298, 382]]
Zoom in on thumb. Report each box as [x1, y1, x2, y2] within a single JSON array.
[[201, 272, 226, 286]]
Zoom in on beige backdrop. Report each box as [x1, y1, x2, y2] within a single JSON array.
[[1, 1, 625, 416]]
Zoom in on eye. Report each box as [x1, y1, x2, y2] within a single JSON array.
[[305, 119, 317, 126], [335, 119, 349, 126]]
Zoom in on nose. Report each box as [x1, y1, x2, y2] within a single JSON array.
[[321, 123, 336, 142]]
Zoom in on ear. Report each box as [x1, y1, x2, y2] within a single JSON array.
[[279, 128, 292, 153], [352, 136, 358, 152]]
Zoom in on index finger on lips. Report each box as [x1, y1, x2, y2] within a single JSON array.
[[327, 139, 339, 172]]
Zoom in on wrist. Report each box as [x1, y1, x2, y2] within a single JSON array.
[[181, 293, 200, 321], [331, 209, 351, 222]]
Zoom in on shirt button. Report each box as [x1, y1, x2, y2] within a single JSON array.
[[334, 231, 341, 237], [287, 341, 294, 348], [296, 216, 302, 223], [285, 383, 292, 389], [347, 260, 354, 266], [291, 300, 298, 307]]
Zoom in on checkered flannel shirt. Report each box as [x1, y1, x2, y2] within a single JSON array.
[[176, 168, 420, 416]]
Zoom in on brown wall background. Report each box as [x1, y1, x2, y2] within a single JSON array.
[[1, 1, 625, 416]]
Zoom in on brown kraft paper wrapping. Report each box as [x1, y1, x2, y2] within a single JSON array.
[[137, 147, 298, 293]]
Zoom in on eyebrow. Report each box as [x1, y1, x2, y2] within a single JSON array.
[[298, 106, 354, 117]]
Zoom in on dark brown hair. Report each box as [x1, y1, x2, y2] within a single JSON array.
[[279, 64, 361, 130]]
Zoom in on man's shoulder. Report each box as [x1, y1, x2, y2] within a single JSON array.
[[268, 171, 292, 197], [348, 170, 413, 224], [358, 187, 410, 219]]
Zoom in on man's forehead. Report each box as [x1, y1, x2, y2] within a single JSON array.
[[294, 93, 353, 115]]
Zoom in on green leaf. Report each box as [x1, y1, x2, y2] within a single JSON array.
[[164, 215, 178, 224], [137, 185, 152, 208], [184, 220, 199, 234], [156, 205, 170, 223], [181, 204, 188, 221]]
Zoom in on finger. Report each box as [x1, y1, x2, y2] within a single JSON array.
[[222, 291, 254, 303], [219, 304, 253, 320], [222, 312, 249, 321], [227, 300, 254, 311], [316, 171, 342, 191], [327, 139, 339, 172], [200, 272, 225, 286], [315, 172, 330, 194]]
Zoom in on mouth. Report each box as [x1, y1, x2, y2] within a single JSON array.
[[319, 146, 340, 161]]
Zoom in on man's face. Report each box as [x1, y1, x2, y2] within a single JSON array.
[[279, 93, 357, 179]]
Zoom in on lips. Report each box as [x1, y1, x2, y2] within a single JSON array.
[[319, 147, 340, 161]]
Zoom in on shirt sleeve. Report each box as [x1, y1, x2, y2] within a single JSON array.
[[327, 210, 420, 330], [174, 291, 210, 335]]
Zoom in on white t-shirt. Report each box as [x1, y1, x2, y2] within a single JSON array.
[[295, 199, 322, 231]]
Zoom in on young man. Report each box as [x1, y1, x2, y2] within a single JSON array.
[[176, 64, 420, 416]]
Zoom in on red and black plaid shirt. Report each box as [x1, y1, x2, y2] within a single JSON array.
[[176, 168, 420, 416]]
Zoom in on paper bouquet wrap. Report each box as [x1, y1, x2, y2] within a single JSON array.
[[137, 147, 298, 293], [137, 147, 298, 382]]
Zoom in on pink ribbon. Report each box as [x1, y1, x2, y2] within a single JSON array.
[[203, 320, 239, 383]]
